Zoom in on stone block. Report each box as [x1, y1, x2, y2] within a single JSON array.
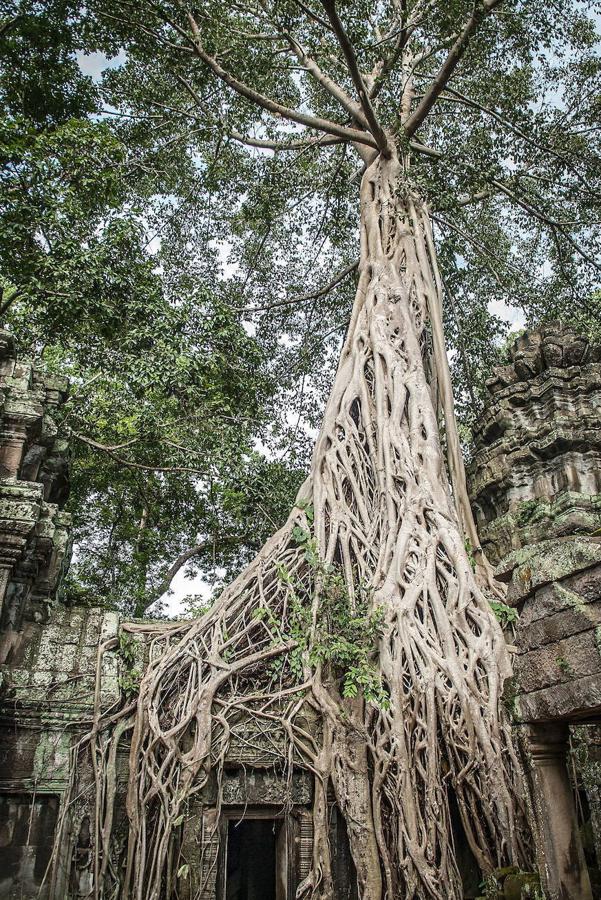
[[514, 628, 601, 694], [200, 767, 313, 806], [505, 538, 601, 604], [520, 565, 601, 626], [100, 610, 120, 642], [516, 671, 601, 722], [516, 601, 601, 651]]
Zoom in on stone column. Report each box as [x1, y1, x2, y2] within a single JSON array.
[[0, 417, 29, 476], [527, 722, 592, 900]]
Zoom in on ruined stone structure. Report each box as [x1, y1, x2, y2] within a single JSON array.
[[0, 321, 600, 899], [0, 330, 71, 665], [469, 323, 601, 899]]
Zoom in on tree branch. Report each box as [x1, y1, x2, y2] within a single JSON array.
[[403, 0, 504, 138], [181, 11, 378, 148], [174, 73, 344, 152], [490, 179, 601, 272], [237, 259, 359, 312], [319, 0, 390, 153], [292, 0, 332, 32], [0, 16, 20, 39], [286, 34, 367, 127], [144, 538, 236, 609], [74, 434, 205, 474], [437, 86, 600, 196]]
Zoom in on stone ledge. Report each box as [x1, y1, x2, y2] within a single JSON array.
[[515, 671, 601, 723], [514, 628, 601, 694], [495, 536, 601, 602]]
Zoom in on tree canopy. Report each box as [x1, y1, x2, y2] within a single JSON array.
[[1, 0, 599, 615]]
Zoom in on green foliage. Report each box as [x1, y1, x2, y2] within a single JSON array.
[[1, 0, 600, 619], [464, 539, 477, 573], [268, 528, 390, 709], [117, 631, 141, 699], [0, 5, 305, 616], [489, 600, 519, 630]]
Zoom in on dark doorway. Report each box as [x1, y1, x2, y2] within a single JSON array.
[[448, 788, 481, 898], [225, 818, 280, 900], [0, 793, 59, 899]]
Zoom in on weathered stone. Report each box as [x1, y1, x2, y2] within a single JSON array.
[[0, 331, 72, 661], [503, 538, 601, 605], [469, 323, 601, 899], [468, 323, 601, 564], [515, 602, 601, 651], [503, 872, 541, 899], [200, 768, 313, 806], [519, 564, 601, 626], [514, 672, 601, 722], [514, 629, 601, 694]]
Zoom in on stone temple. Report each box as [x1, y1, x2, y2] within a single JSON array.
[[0, 321, 600, 899]]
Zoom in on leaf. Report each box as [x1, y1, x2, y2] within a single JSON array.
[[177, 864, 190, 879], [292, 525, 309, 544]]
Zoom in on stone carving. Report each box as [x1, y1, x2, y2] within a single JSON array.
[[0, 329, 71, 664], [469, 322, 601, 565]]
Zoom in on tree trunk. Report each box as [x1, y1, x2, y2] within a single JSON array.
[[301, 151, 530, 896], [71, 152, 533, 900]]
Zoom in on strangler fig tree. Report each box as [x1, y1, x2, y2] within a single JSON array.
[[50, 0, 601, 897]]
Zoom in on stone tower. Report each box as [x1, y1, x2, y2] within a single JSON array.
[[469, 322, 601, 899]]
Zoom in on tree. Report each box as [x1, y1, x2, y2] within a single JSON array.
[[46, 1, 600, 898], [0, 2, 304, 616]]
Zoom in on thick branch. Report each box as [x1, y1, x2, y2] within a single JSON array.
[[184, 11, 378, 148], [403, 0, 504, 138], [286, 34, 368, 127], [175, 73, 344, 151], [143, 538, 235, 610], [320, 0, 390, 153]]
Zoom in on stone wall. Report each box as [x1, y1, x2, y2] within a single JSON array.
[[0, 607, 120, 898], [469, 322, 601, 899]]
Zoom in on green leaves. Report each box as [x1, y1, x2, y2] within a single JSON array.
[[489, 600, 519, 630], [292, 525, 310, 545], [273, 531, 390, 709]]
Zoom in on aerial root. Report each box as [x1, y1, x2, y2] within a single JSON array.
[[50, 151, 532, 900]]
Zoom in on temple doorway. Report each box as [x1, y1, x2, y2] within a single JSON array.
[[221, 815, 287, 900]]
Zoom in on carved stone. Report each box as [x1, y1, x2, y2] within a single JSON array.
[[0, 331, 71, 664], [470, 322, 601, 898], [469, 323, 601, 565]]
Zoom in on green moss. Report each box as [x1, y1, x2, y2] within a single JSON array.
[[515, 499, 547, 526], [556, 655, 573, 676]]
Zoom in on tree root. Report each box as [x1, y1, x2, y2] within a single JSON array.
[[50, 151, 533, 900]]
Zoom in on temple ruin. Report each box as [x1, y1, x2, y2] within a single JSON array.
[[0, 321, 600, 899]]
